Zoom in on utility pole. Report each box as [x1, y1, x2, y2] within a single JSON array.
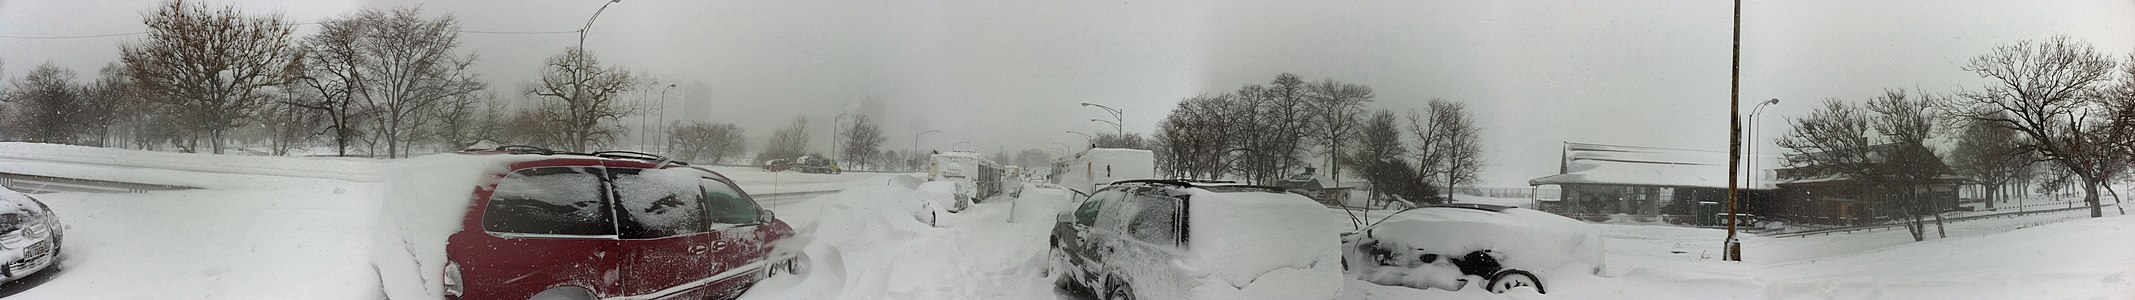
[[1725, 0, 1744, 262], [1081, 103, 1124, 136], [576, 0, 620, 152]]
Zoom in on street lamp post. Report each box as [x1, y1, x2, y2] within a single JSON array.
[[1065, 131, 1094, 148], [657, 83, 675, 153], [833, 112, 850, 162], [1081, 103, 1124, 136], [1090, 119, 1123, 135], [914, 129, 941, 156], [576, 0, 621, 152], [1748, 98, 1780, 187]]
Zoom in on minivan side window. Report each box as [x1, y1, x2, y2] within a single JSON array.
[[1127, 193, 1182, 245], [701, 178, 761, 226], [483, 167, 614, 236], [611, 168, 712, 239]]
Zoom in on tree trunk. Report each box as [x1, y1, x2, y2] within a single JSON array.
[[2085, 180, 2102, 218], [1931, 207, 1946, 239]]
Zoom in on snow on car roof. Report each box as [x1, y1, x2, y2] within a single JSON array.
[[1181, 188, 1342, 293]]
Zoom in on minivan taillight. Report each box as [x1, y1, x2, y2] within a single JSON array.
[[443, 261, 464, 297]]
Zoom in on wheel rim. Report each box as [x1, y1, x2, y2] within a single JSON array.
[[1489, 273, 1539, 293]]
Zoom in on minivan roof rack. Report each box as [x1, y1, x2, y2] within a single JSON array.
[[1108, 179, 1287, 192], [474, 146, 690, 166]]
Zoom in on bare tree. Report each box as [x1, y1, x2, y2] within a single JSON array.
[[289, 7, 485, 157], [527, 47, 640, 152], [667, 121, 745, 164], [758, 116, 812, 163], [120, 0, 299, 153], [1154, 94, 1238, 180], [1781, 91, 1949, 241], [1941, 36, 2120, 218], [434, 91, 506, 151], [3, 63, 86, 144], [1950, 118, 2034, 210], [840, 115, 887, 170], [1307, 78, 1375, 187], [1408, 99, 1484, 201], [1348, 110, 1429, 206]]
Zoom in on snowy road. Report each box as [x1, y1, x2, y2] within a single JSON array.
[[1, 142, 2129, 299]]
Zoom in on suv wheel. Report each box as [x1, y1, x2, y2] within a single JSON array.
[[1101, 277, 1135, 300], [1485, 269, 1544, 294]]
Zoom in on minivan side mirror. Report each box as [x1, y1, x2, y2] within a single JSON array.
[[1056, 212, 1071, 224], [760, 209, 777, 223]]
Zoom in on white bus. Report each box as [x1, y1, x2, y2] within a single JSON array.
[[1048, 148, 1155, 197]]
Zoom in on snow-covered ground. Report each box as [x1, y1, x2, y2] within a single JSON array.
[[2, 142, 2129, 299]]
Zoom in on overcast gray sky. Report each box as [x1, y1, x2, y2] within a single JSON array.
[[4, 0, 2132, 186]]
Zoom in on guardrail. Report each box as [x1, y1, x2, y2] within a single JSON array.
[[1767, 203, 2116, 238], [0, 172, 197, 194]]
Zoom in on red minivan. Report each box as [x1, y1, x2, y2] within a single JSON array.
[[442, 149, 800, 300]]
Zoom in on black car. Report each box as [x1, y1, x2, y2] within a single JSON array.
[[0, 189, 63, 283]]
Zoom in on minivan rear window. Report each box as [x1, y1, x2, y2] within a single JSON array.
[[483, 167, 614, 236]]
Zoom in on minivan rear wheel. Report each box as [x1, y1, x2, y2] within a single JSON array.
[[1101, 276, 1135, 300]]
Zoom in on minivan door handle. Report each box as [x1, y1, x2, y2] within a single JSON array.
[[690, 245, 711, 254]]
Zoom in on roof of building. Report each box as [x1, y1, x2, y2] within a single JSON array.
[[1528, 142, 1777, 190]]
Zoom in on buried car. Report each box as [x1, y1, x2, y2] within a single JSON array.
[[1045, 180, 1343, 300], [376, 147, 804, 300], [1341, 203, 1605, 294], [0, 189, 62, 283]]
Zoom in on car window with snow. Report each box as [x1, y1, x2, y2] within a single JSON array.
[[700, 178, 760, 225], [610, 168, 711, 238], [1127, 193, 1182, 245], [482, 167, 613, 236]]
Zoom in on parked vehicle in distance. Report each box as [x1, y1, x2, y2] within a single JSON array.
[[761, 159, 792, 172], [1341, 203, 1605, 294], [792, 156, 840, 174], [0, 188, 63, 283], [1045, 180, 1343, 300], [927, 151, 1008, 204], [1047, 148, 1154, 197], [435, 147, 803, 300]]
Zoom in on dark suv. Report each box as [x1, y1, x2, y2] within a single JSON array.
[[437, 147, 801, 300], [1044, 180, 1342, 300]]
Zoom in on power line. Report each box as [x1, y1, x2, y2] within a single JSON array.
[[0, 32, 146, 39], [0, 23, 578, 40]]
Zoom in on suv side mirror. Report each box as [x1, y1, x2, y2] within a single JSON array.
[[760, 209, 777, 223], [1056, 212, 1072, 224]]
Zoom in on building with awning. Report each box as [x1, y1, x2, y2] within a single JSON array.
[[1528, 142, 1776, 224]]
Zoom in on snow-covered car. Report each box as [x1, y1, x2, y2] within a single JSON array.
[[0, 189, 62, 282], [1045, 180, 1343, 300], [378, 147, 803, 300], [916, 181, 972, 213], [1341, 203, 1605, 294]]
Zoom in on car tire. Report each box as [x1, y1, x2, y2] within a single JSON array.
[[1102, 277, 1135, 300], [528, 286, 598, 300], [1485, 269, 1544, 294], [769, 253, 811, 276]]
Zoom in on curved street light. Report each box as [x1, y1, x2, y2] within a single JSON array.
[[1065, 131, 1094, 147], [913, 130, 942, 156], [1090, 119, 1122, 135], [656, 83, 675, 153], [1081, 103, 1124, 135], [1748, 98, 1780, 188]]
